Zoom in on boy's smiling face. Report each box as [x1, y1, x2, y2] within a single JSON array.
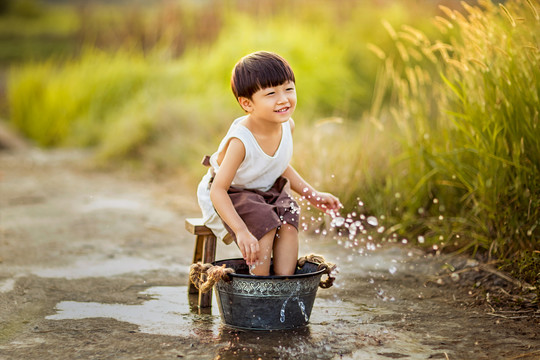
[[239, 81, 297, 124]]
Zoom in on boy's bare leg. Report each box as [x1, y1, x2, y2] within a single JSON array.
[[272, 224, 299, 276], [249, 229, 276, 276]]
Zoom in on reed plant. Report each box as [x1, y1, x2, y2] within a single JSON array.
[[373, 0, 539, 285]]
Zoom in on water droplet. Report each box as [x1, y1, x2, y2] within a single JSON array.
[[331, 217, 345, 227], [418, 236, 425, 244], [389, 266, 397, 275], [367, 216, 378, 226], [377, 226, 385, 233]]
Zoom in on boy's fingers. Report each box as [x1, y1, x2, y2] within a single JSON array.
[[250, 242, 259, 263], [242, 243, 252, 264], [243, 243, 252, 265]]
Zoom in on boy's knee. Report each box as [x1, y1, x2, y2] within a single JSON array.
[[279, 223, 298, 234]]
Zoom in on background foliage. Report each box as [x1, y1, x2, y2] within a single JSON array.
[[3, 0, 539, 288]]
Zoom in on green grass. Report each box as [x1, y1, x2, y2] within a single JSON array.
[[373, 0, 539, 290], [0, 3, 79, 64], [7, 0, 436, 171]]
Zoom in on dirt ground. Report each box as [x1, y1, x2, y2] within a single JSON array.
[[0, 148, 538, 360]]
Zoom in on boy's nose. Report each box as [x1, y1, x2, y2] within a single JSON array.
[[277, 92, 289, 103]]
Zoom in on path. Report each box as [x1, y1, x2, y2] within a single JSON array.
[[0, 149, 538, 359]]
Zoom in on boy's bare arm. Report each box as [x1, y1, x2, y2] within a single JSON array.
[[282, 165, 342, 213], [210, 138, 260, 265]]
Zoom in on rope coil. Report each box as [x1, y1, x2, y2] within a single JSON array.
[[297, 254, 336, 289], [189, 263, 234, 293], [189, 254, 336, 293]]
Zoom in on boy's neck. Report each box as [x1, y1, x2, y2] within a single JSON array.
[[243, 115, 285, 135]]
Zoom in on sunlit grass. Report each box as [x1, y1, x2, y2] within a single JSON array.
[[0, 5, 78, 37], [374, 0, 539, 286], [8, 48, 150, 146], [7, 0, 435, 165]]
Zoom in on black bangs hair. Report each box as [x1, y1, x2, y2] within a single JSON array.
[[231, 51, 295, 100]]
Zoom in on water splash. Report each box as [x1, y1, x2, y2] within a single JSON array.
[[298, 300, 309, 322], [279, 282, 302, 323], [280, 299, 288, 323], [331, 217, 345, 227]]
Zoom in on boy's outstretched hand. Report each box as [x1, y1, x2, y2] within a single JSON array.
[[308, 191, 342, 214]]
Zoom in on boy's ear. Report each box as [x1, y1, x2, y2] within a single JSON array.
[[238, 97, 253, 113]]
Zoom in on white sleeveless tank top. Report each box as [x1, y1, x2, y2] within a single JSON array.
[[197, 115, 294, 242]]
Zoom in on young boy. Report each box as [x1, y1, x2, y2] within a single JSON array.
[[197, 51, 341, 276]]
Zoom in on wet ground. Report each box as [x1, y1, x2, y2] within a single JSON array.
[[0, 149, 538, 360]]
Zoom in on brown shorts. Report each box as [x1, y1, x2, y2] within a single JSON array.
[[222, 177, 299, 241]]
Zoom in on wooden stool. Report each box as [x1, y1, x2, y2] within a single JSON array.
[[186, 218, 217, 308]]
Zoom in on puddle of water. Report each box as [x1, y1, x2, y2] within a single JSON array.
[[81, 197, 144, 212], [0, 278, 16, 293], [340, 331, 444, 360], [46, 286, 220, 337], [31, 256, 184, 279], [45, 284, 446, 358]]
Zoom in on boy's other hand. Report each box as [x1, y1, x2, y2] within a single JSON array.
[[309, 191, 342, 214], [236, 229, 259, 265]]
